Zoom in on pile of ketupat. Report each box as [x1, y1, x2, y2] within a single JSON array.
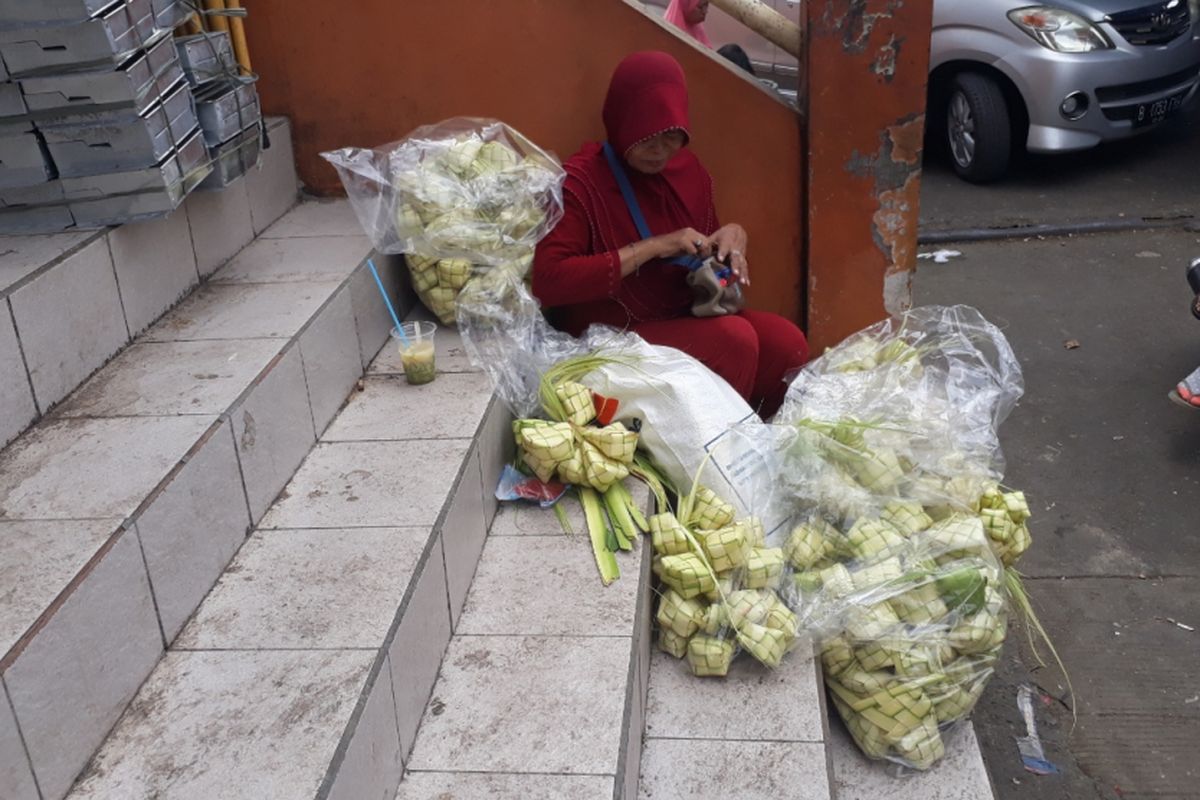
[[650, 484, 802, 677], [394, 130, 560, 324], [773, 305, 1037, 770], [512, 356, 666, 585]]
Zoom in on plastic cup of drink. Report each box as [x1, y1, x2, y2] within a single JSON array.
[[391, 321, 437, 385]]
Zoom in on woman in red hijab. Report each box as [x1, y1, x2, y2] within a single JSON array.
[[532, 51, 809, 419]]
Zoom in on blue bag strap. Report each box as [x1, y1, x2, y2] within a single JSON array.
[[602, 142, 704, 271]]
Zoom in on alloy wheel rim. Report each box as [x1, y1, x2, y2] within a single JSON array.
[[948, 91, 976, 169]]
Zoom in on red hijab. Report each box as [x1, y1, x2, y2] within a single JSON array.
[[561, 51, 717, 323]]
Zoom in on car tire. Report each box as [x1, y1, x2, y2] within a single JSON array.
[[946, 73, 1011, 183]]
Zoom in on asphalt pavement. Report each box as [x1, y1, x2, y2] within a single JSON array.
[[915, 114, 1200, 800], [920, 102, 1200, 239]]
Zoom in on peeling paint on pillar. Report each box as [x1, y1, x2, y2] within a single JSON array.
[[804, 0, 934, 350]]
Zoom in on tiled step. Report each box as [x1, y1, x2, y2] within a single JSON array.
[[395, 486, 654, 800], [639, 638, 832, 799], [60, 318, 511, 800], [0, 116, 300, 449], [0, 197, 408, 800]]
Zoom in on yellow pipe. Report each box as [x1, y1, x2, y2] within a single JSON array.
[[204, 0, 229, 34], [226, 0, 252, 73]]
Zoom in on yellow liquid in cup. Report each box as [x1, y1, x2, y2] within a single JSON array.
[[400, 340, 436, 385]]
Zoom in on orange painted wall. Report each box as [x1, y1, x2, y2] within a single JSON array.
[[245, 0, 806, 323]]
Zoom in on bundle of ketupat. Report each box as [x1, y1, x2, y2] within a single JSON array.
[[771, 306, 1035, 770], [786, 487, 1029, 770], [321, 118, 566, 325], [650, 484, 802, 677]]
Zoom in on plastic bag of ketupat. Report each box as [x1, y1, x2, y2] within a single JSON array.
[[321, 118, 566, 324], [768, 304, 1032, 770], [648, 471, 809, 679]]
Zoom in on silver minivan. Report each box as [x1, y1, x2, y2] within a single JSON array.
[[643, 0, 1200, 182]]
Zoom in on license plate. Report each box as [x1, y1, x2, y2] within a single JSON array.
[[1133, 90, 1187, 127]]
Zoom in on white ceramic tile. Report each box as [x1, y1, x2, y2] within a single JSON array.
[[53, 339, 281, 418], [184, 175, 255, 278], [261, 199, 364, 239], [4, 531, 163, 800], [0, 519, 120, 657], [68, 650, 373, 800], [211, 235, 370, 285], [230, 345, 317, 522], [387, 541, 451, 756], [325, 659, 403, 800], [829, 718, 992, 800], [406, 634, 629, 775], [0, 231, 95, 294], [320, 373, 493, 443], [135, 420, 250, 642], [142, 280, 345, 342], [369, 314, 479, 375], [8, 237, 127, 411], [488, 494, 587, 537], [176, 526, 427, 650], [457, 535, 642, 638], [0, 415, 215, 520], [0, 682, 39, 800], [260, 439, 470, 530], [299, 286, 363, 435], [441, 448, 487, 629], [396, 773, 614, 799], [638, 739, 831, 800], [0, 306, 36, 446], [107, 209, 199, 334], [644, 643, 824, 742], [348, 257, 407, 369], [246, 118, 299, 234]]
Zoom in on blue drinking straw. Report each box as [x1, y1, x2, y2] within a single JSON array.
[[367, 258, 410, 347]]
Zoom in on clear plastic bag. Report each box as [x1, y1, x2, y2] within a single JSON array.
[[322, 118, 566, 324], [766, 305, 1029, 770]]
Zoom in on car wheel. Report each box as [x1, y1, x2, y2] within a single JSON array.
[[946, 73, 1011, 183]]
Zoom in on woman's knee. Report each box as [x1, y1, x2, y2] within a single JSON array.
[[741, 311, 809, 366]]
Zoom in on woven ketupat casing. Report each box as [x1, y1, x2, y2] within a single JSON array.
[[658, 628, 690, 658], [555, 380, 597, 426], [784, 518, 831, 570], [656, 589, 705, 638], [743, 547, 785, 590], [881, 500, 933, 535], [688, 486, 736, 530], [737, 622, 788, 668], [649, 512, 691, 557], [687, 634, 736, 677], [581, 423, 637, 464], [660, 552, 717, 599], [699, 525, 751, 572]]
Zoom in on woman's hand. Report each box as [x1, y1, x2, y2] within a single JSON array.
[[707, 224, 750, 286], [655, 227, 714, 260]]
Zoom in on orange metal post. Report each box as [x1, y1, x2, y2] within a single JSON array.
[[803, 0, 934, 350]]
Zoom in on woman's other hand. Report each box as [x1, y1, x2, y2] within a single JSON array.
[[708, 224, 750, 286]]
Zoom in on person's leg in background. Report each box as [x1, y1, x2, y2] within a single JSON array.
[[738, 309, 809, 418], [633, 315, 759, 403]]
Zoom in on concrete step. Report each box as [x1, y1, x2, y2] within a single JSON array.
[[58, 316, 509, 800], [395, 485, 653, 800], [0, 116, 300, 449], [0, 193, 409, 799]]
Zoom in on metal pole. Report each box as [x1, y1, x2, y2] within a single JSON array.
[[708, 0, 802, 59]]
